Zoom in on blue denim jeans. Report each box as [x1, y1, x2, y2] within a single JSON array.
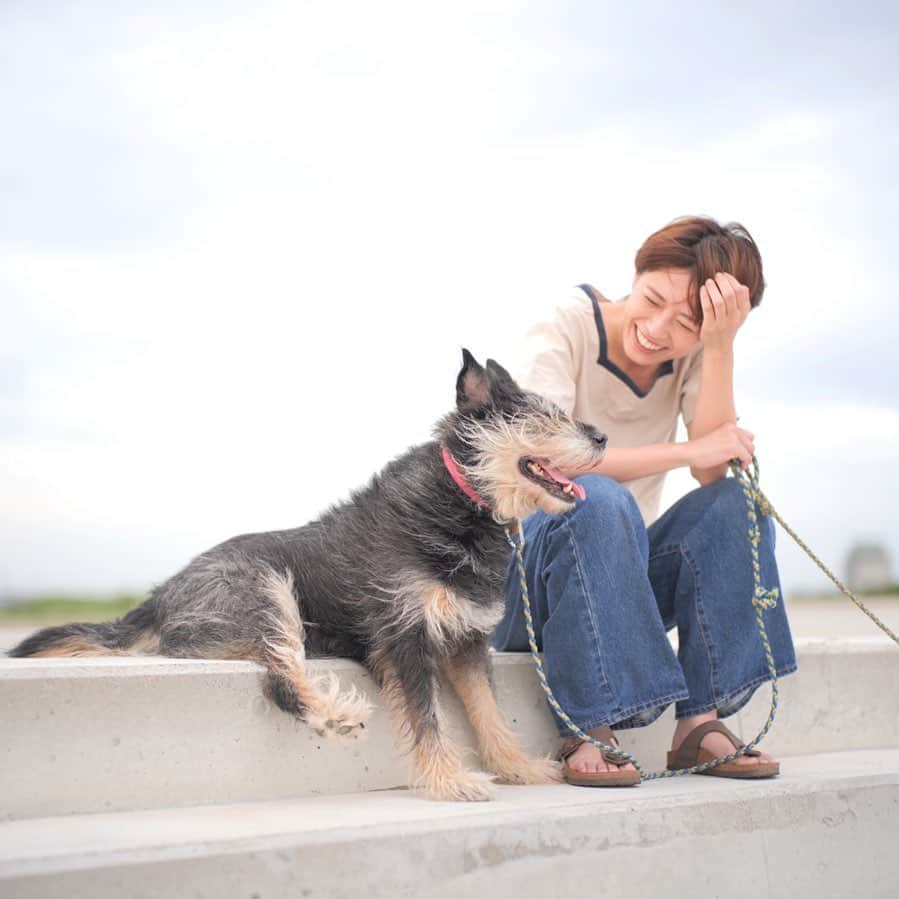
[[491, 475, 797, 735]]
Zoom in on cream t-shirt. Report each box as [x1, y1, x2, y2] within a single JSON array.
[[518, 284, 704, 526]]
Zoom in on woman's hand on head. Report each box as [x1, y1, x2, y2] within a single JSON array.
[[687, 421, 755, 471], [699, 272, 751, 353]]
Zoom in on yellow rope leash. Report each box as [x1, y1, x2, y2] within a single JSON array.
[[506, 456, 898, 780]]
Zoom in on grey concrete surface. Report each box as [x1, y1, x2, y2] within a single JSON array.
[[2, 595, 897, 653], [2, 638, 896, 820], [783, 595, 899, 639], [734, 637, 899, 758], [1, 750, 897, 898]]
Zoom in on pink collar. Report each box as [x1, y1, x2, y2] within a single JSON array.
[[441, 447, 490, 510]]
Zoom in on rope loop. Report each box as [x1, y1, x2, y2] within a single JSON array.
[[753, 587, 780, 610]]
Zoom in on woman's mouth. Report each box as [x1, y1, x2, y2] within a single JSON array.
[[634, 324, 665, 353]]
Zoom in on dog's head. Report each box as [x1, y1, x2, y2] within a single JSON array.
[[436, 349, 607, 521]]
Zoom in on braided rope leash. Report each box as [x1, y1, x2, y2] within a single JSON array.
[[757, 494, 899, 644], [505, 456, 898, 781]]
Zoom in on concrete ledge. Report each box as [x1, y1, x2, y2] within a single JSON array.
[[1, 638, 897, 819], [734, 637, 899, 757], [1, 750, 898, 898]]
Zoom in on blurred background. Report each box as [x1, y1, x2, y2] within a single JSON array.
[[2, 1, 897, 626]]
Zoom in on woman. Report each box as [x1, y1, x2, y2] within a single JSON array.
[[492, 216, 796, 786]]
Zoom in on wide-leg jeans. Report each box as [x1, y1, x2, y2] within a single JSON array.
[[491, 475, 797, 735]]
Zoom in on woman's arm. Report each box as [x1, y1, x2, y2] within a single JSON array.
[[686, 345, 737, 484], [586, 443, 690, 481], [685, 273, 753, 485], [583, 424, 755, 484]]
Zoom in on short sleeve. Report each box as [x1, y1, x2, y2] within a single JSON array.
[[517, 302, 582, 416], [679, 346, 704, 426]]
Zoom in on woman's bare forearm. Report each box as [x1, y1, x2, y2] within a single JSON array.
[[689, 347, 737, 437], [688, 347, 737, 483], [583, 443, 691, 483]]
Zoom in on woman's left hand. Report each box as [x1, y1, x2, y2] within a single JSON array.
[[699, 272, 751, 353]]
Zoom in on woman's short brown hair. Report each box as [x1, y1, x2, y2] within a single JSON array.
[[634, 216, 765, 320]]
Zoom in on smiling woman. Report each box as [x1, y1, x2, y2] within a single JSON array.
[[492, 215, 797, 787]]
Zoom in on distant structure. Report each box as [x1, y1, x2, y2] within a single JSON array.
[[845, 543, 892, 593]]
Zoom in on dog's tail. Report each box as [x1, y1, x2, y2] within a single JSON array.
[[7, 599, 160, 658]]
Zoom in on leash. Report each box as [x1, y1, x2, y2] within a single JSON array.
[[505, 456, 899, 780]]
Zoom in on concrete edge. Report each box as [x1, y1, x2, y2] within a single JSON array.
[[2, 750, 898, 872], [2, 635, 895, 680]]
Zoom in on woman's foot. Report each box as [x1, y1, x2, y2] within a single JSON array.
[[671, 711, 778, 773], [558, 726, 641, 786], [565, 739, 639, 775]]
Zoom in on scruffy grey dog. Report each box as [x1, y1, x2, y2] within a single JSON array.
[[11, 351, 607, 801]]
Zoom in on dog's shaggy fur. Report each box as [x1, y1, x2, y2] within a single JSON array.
[[10, 351, 607, 801]]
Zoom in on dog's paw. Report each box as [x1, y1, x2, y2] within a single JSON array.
[[312, 700, 372, 743], [306, 674, 374, 743], [492, 755, 564, 785], [420, 769, 496, 802]]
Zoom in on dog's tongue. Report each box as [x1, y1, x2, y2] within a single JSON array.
[[541, 464, 586, 501]]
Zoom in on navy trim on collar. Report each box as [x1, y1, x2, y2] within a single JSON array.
[[577, 283, 674, 399]]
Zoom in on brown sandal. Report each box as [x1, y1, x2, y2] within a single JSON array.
[[666, 721, 780, 778], [557, 726, 641, 787]]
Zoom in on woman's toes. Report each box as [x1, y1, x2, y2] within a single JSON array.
[[567, 743, 637, 774], [569, 744, 609, 773], [697, 732, 777, 767]]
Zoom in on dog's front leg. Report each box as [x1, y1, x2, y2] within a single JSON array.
[[371, 635, 496, 802], [442, 640, 562, 785]]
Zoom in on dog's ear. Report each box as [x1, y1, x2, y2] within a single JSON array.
[[456, 348, 491, 408], [485, 358, 523, 402], [485, 358, 518, 388]]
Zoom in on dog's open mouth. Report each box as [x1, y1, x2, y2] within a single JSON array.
[[519, 457, 586, 503]]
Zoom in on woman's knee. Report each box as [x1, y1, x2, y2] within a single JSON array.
[[569, 474, 643, 529], [696, 476, 746, 519], [694, 476, 776, 549]]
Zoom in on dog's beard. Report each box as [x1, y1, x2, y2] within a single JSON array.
[[493, 483, 573, 521], [458, 416, 601, 521]]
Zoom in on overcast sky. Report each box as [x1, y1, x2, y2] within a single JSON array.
[[2, 1, 898, 600]]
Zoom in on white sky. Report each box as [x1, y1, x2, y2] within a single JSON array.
[[2, 1, 898, 598]]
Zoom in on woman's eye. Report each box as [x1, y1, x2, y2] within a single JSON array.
[[645, 296, 659, 306], [679, 321, 697, 332]]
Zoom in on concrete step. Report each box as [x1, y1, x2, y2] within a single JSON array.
[[2, 638, 897, 820], [1, 750, 897, 899]]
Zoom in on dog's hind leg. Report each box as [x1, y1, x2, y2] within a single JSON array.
[[369, 638, 496, 802], [252, 569, 373, 743], [158, 566, 372, 743], [442, 641, 562, 785], [262, 645, 372, 745]]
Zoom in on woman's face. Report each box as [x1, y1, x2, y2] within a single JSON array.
[[621, 267, 702, 366]]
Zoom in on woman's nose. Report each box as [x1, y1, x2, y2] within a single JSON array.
[[646, 311, 673, 339]]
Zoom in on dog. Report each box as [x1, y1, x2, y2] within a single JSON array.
[[10, 350, 608, 801]]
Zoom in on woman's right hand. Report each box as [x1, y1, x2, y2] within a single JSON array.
[[686, 421, 755, 471]]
